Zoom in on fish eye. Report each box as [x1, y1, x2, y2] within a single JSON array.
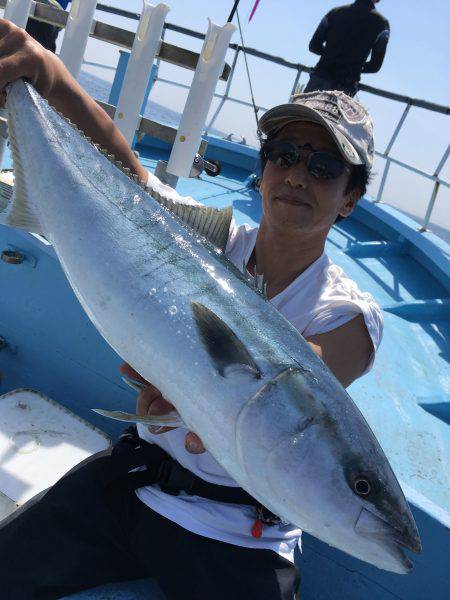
[[353, 476, 373, 497]]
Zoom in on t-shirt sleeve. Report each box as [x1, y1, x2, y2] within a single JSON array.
[[146, 170, 203, 206], [302, 269, 384, 374]]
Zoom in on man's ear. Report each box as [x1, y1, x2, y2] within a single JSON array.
[[339, 187, 361, 218]]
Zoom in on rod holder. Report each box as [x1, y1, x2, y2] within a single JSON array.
[[59, 0, 97, 79], [4, 0, 33, 29], [114, 1, 170, 145], [166, 19, 236, 179]]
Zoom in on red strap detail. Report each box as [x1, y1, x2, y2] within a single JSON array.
[[251, 518, 263, 538]]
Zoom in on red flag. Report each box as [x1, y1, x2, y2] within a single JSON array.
[[248, 0, 261, 23]]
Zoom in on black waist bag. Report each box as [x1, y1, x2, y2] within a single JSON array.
[[108, 426, 280, 526]]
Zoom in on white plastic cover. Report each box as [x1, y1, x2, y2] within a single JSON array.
[[0, 389, 110, 507]]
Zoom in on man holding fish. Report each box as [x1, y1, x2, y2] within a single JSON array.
[[0, 18, 420, 600]]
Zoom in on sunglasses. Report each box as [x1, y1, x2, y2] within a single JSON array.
[[262, 140, 349, 180]]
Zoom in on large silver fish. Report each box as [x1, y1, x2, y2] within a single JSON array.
[[1, 80, 421, 573]]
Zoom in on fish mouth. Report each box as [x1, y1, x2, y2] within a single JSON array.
[[355, 507, 421, 572]]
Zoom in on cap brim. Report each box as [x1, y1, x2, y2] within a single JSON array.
[[259, 103, 363, 166]]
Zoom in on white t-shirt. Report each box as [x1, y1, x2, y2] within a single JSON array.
[[135, 214, 383, 562]]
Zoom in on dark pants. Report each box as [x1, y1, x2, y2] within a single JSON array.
[[304, 72, 358, 97], [0, 450, 300, 599]]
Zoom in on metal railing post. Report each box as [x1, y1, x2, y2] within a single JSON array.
[[433, 143, 450, 178], [205, 45, 240, 133], [420, 182, 440, 232], [59, 0, 97, 79], [384, 102, 411, 156], [374, 158, 391, 203], [419, 143, 450, 231], [289, 66, 303, 101]]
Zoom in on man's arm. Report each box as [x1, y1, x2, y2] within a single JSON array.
[[306, 314, 374, 388], [362, 26, 390, 74], [0, 19, 148, 183], [308, 15, 329, 56]]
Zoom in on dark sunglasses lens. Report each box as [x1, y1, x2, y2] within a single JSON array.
[[264, 141, 299, 168], [308, 152, 345, 179]]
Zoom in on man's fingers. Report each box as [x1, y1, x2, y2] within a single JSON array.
[[136, 386, 167, 415], [148, 425, 176, 435], [185, 432, 205, 454], [0, 24, 53, 97], [119, 362, 148, 385], [0, 18, 17, 38], [0, 19, 25, 51], [0, 43, 42, 92]]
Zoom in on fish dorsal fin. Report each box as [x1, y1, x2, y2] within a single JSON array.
[[191, 301, 260, 378], [61, 117, 233, 253], [147, 181, 233, 253]]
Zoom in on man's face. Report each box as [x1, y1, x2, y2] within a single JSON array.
[[259, 121, 360, 236]]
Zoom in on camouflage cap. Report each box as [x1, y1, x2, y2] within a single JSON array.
[[258, 91, 374, 171]]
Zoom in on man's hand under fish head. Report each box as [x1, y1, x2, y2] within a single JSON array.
[[119, 363, 205, 454]]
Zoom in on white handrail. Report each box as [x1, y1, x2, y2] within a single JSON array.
[[59, 0, 97, 79], [114, 1, 169, 145]]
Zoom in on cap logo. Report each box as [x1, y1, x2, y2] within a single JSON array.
[[337, 95, 367, 124]]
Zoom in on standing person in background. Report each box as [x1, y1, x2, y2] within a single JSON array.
[[304, 0, 390, 97], [26, 0, 70, 53]]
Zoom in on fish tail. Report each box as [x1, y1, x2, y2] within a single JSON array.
[[0, 85, 44, 236]]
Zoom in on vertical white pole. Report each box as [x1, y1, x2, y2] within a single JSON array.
[[166, 19, 235, 178], [4, 0, 33, 29], [114, 1, 170, 145], [59, 0, 97, 79], [1, 0, 33, 168]]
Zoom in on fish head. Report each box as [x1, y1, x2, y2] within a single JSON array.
[[236, 366, 421, 573]]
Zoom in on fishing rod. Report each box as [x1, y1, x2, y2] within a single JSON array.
[[227, 0, 242, 23], [226, 1, 261, 140]]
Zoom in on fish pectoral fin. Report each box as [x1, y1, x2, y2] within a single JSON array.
[[92, 408, 184, 427], [191, 302, 260, 378]]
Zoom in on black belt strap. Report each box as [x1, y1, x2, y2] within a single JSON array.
[[110, 426, 281, 525]]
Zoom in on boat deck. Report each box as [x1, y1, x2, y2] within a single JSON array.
[[0, 138, 449, 599]]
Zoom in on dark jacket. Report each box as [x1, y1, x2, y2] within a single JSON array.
[[309, 0, 390, 83]]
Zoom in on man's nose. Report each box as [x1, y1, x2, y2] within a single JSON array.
[[284, 162, 309, 189]]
